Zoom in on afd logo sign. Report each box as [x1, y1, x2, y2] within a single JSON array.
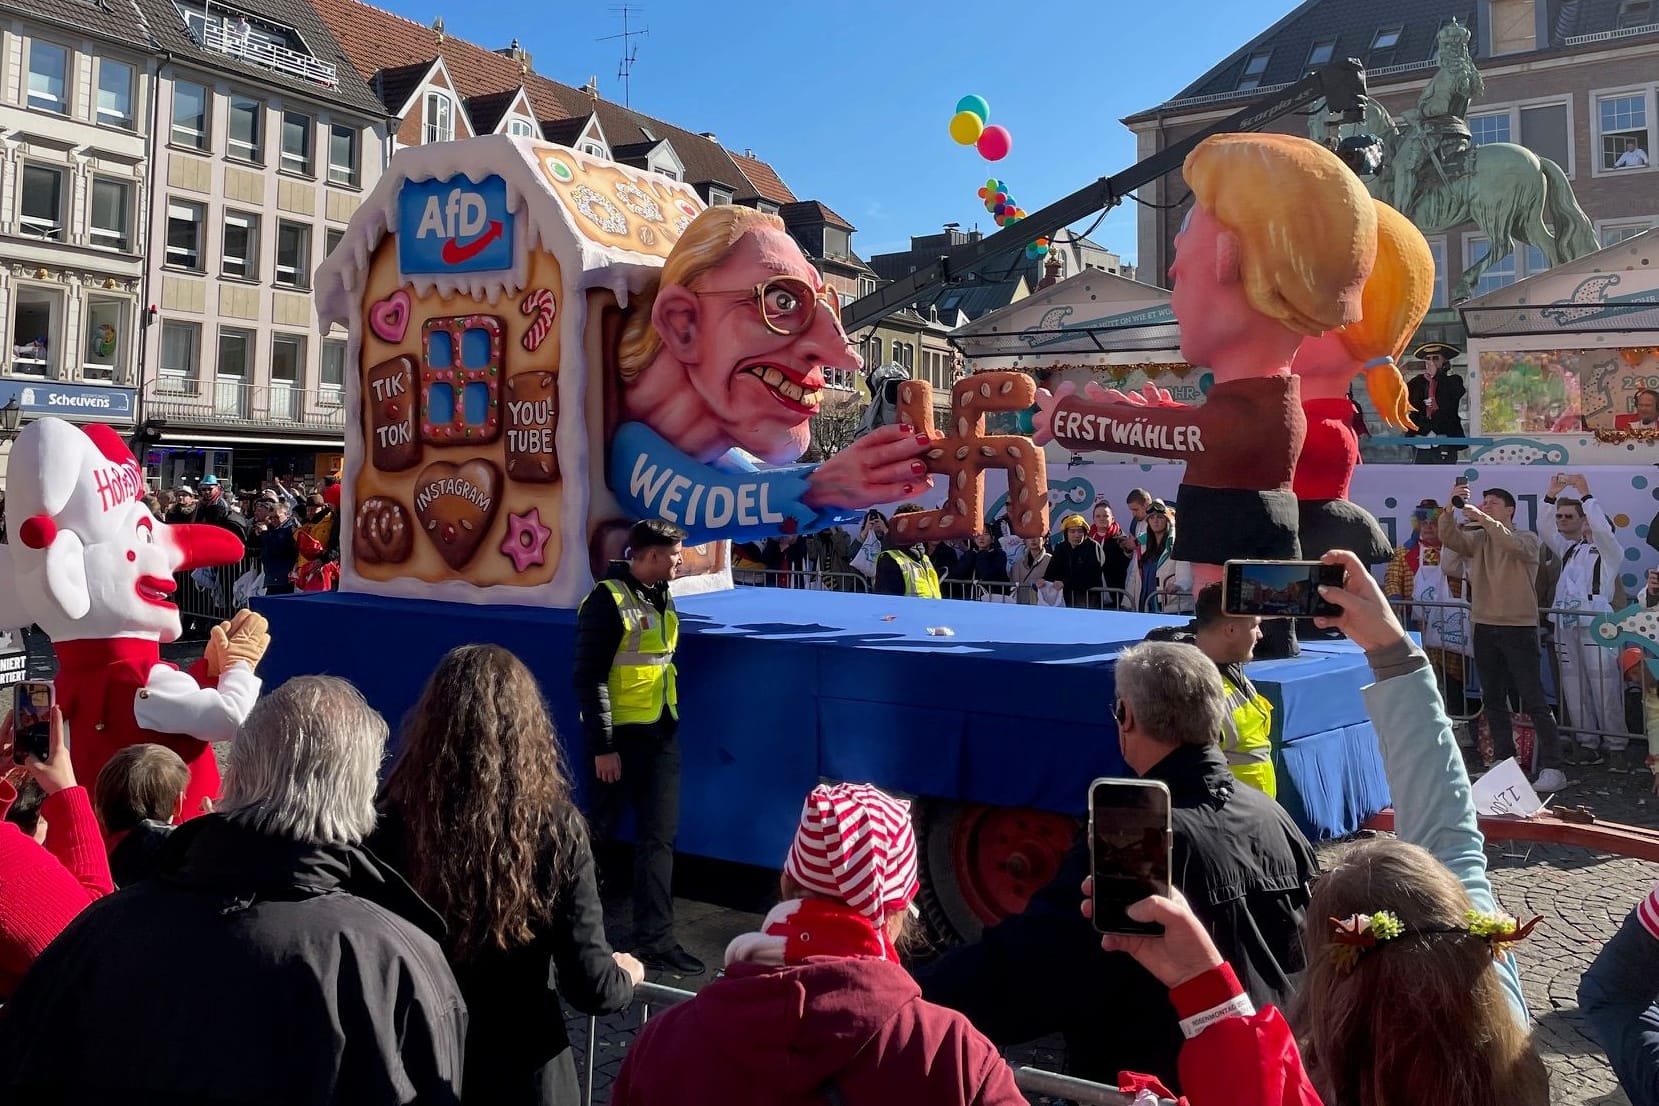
[[397, 175, 514, 275]]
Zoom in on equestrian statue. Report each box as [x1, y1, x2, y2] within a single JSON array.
[[1312, 19, 1597, 302]]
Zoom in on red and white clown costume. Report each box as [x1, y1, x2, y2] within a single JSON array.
[[0, 419, 265, 818]]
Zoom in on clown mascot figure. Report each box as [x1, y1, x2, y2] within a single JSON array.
[[0, 418, 268, 819]]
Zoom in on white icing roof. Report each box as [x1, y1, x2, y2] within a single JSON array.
[[1462, 228, 1659, 337], [314, 135, 708, 331]]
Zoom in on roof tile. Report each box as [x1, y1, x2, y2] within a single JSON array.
[[312, 0, 800, 202]]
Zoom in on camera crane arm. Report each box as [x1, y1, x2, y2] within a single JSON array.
[[839, 59, 1370, 336]]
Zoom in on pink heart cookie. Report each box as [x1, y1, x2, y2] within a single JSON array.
[[370, 290, 412, 344]]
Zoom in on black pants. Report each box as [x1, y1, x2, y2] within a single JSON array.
[[595, 719, 681, 953], [1472, 623, 1561, 772]]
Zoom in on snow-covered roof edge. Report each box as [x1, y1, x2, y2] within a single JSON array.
[[314, 134, 702, 332]]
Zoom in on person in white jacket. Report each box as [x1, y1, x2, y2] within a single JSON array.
[[1542, 473, 1631, 766]]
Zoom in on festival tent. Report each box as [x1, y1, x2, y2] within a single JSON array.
[[950, 269, 1197, 461], [952, 268, 1180, 362], [1460, 228, 1659, 449]]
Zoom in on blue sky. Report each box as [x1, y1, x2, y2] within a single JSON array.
[[395, 0, 1296, 266]]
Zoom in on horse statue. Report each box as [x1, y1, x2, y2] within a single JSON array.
[[854, 361, 914, 440], [1310, 21, 1597, 302]]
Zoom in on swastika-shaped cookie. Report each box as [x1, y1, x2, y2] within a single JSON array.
[[891, 372, 1049, 542]]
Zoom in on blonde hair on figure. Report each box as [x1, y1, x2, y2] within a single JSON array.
[[616, 206, 789, 383], [1183, 133, 1378, 336]]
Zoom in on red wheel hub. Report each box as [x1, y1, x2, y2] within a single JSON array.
[[949, 805, 1077, 926]]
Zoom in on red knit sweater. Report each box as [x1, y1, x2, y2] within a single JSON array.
[[0, 785, 114, 998]]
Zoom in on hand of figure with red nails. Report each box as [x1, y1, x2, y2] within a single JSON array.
[[1083, 381, 1183, 409], [802, 423, 932, 510]]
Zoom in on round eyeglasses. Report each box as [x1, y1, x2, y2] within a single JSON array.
[[694, 275, 844, 338]]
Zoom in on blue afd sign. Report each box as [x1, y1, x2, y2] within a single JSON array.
[[0, 379, 136, 424], [397, 175, 514, 276]]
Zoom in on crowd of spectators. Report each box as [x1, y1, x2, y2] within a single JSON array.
[[0, 552, 1590, 1105]]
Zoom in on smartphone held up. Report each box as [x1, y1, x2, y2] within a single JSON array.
[[1222, 560, 1345, 620], [12, 681, 54, 765], [1089, 777, 1173, 936]]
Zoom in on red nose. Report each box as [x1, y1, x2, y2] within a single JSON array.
[[168, 524, 246, 572]]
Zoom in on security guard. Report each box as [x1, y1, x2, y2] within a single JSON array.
[[873, 504, 943, 598], [1192, 583, 1278, 798], [574, 518, 704, 975]]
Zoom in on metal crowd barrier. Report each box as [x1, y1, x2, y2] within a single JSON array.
[[580, 980, 1172, 1106], [1386, 596, 1653, 744], [174, 553, 261, 637], [729, 569, 1168, 613]]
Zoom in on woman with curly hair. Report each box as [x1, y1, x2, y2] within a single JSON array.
[[373, 644, 642, 1106]]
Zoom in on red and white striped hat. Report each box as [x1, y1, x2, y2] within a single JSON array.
[[784, 783, 919, 922]]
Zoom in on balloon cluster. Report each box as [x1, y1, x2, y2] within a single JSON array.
[[949, 94, 1011, 161], [1025, 236, 1052, 261], [978, 178, 1028, 229]]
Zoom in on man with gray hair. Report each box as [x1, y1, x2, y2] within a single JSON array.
[[919, 640, 1316, 1093], [0, 676, 467, 1104]]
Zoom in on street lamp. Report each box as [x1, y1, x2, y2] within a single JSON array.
[[0, 397, 21, 438]]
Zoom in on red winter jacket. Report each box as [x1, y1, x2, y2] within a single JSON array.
[[0, 784, 113, 998], [611, 956, 1024, 1106]]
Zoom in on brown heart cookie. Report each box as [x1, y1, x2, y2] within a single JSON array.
[[413, 460, 501, 570]]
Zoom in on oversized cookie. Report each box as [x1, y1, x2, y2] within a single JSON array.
[[421, 316, 503, 446], [366, 355, 419, 472], [892, 372, 1049, 542], [353, 495, 413, 565], [504, 371, 559, 484], [413, 459, 501, 570]]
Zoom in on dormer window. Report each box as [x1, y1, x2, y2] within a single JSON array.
[[1236, 49, 1271, 90], [426, 92, 454, 144], [174, 1, 336, 86], [506, 119, 536, 137], [580, 141, 608, 159], [1369, 26, 1402, 66]]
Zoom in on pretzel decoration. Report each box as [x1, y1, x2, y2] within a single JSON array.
[[892, 371, 1049, 543]]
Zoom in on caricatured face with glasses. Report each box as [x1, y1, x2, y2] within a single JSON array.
[[631, 223, 930, 509]]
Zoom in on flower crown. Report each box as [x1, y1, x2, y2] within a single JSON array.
[[1328, 909, 1542, 974]]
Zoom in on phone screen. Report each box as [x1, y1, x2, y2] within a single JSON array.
[[1223, 560, 1346, 619], [12, 682, 53, 765], [1089, 778, 1172, 935]]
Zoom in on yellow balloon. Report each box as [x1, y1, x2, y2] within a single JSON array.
[[949, 110, 984, 146]]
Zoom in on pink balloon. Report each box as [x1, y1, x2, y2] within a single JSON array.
[[977, 125, 1012, 161]]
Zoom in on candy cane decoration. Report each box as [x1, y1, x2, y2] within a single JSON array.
[[519, 288, 556, 352]]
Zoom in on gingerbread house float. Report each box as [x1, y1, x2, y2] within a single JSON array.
[[316, 136, 727, 608]]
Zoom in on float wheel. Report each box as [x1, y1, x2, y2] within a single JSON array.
[[916, 800, 1080, 948]]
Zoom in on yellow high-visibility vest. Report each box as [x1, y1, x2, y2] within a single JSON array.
[[1221, 674, 1276, 798], [584, 579, 679, 727], [879, 549, 941, 598]]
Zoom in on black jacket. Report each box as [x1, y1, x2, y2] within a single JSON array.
[[0, 814, 467, 1104], [1407, 371, 1466, 438], [193, 492, 250, 543], [573, 563, 675, 756], [1043, 537, 1111, 607], [918, 742, 1316, 1092], [108, 818, 176, 887], [370, 807, 634, 1106]]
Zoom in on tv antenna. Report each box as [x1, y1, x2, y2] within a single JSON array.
[[600, 6, 647, 107]]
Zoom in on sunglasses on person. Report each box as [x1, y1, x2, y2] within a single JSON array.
[[695, 275, 844, 338]]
